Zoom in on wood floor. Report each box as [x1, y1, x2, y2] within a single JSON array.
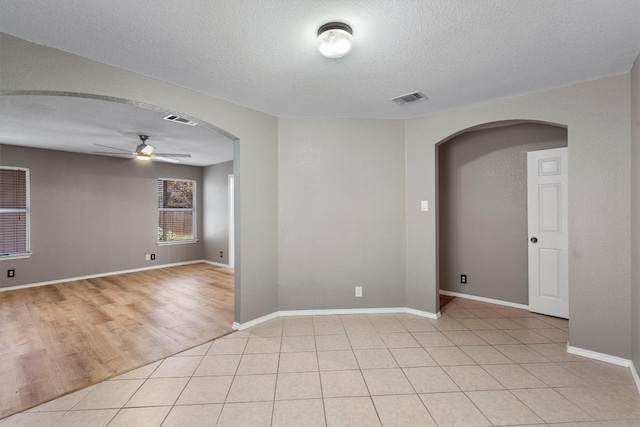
[[0, 263, 234, 419]]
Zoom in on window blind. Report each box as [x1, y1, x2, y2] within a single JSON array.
[[0, 168, 29, 255], [157, 178, 195, 242]]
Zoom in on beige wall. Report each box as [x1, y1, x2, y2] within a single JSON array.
[[407, 74, 632, 359]]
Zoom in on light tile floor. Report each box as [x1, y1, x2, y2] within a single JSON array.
[[2, 298, 640, 426]]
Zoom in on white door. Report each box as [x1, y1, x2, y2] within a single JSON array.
[[527, 147, 568, 318]]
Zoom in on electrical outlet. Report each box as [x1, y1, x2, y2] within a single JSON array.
[[460, 274, 467, 284], [7, 269, 15, 278], [150, 254, 156, 260], [355, 286, 362, 297], [145, 254, 151, 261], [220, 251, 224, 258]]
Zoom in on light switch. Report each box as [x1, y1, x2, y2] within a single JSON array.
[[421, 200, 429, 212]]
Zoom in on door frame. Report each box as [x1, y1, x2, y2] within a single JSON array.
[[228, 174, 235, 269]]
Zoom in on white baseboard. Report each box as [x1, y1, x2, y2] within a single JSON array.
[[567, 344, 639, 393], [631, 361, 640, 393], [440, 290, 529, 310], [567, 344, 632, 367], [279, 307, 412, 317], [0, 259, 213, 292], [233, 307, 440, 330], [405, 307, 441, 320], [201, 260, 233, 269], [233, 311, 281, 331]]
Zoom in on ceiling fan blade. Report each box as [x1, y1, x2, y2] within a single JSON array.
[[154, 153, 192, 158], [93, 143, 134, 154], [92, 151, 134, 156], [152, 156, 180, 163]]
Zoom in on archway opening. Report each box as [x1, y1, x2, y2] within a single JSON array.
[[0, 91, 240, 417], [436, 121, 567, 311]]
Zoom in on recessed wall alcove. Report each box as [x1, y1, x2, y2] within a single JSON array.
[[436, 121, 567, 307]]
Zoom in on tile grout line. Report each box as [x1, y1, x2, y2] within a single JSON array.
[[317, 323, 334, 405], [214, 334, 249, 425], [268, 333, 283, 427], [385, 323, 441, 426], [314, 317, 334, 427], [168, 341, 215, 426]]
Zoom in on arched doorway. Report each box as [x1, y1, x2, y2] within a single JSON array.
[[0, 91, 240, 417], [436, 121, 567, 311]]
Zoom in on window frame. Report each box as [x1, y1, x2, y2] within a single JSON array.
[[0, 166, 32, 260], [157, 177, 198, 245]]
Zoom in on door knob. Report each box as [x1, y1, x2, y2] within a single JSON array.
[[530, 237, 538, 243]]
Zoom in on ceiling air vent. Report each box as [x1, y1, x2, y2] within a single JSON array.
[[391, 91, 428, 106], [163, 114, 198, 126]]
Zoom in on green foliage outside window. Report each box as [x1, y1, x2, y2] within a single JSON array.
[[158, 179, 195, 242]]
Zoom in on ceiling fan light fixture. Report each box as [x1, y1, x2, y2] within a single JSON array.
[[136, 135, 155, 155], [317, 22, 353, 58], [140, 144, 155, 155], [93, 135, 189, 164]]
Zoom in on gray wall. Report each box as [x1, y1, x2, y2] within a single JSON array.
[[438, 123, 567, 304], [278, 118, 406, 310], [0, 145, 203, 288], [1, 33, 638, 365], [203, 160, 233, 265], [0, 33, 279, 324], [631, 55, 640, 373], [407, 74, 632, 359]]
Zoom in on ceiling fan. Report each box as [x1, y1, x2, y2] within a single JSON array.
[[93, 135, 192, 163]]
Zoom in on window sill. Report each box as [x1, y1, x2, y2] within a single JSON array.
[[157, 239, 199, 246], [0, 252, 32, 261]]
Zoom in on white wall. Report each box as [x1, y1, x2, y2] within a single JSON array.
[[0, 33, 279, 324], [278, 118, 406, 310], [407, 74, 632, 359]]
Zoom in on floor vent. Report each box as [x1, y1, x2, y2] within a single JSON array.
[[391, 91, 428, 106], [163, 114, 198, 126]]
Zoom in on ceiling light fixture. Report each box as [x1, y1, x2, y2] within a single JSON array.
[[140, 144, 155, 155], [317, 22, 353, 58], [135, 135, 155, 155]]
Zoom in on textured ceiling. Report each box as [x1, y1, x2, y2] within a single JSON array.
[[1, 0, 638, 120]]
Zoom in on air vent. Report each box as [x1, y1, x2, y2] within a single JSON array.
[[391, 91, 428, 106], [163, 114, 198, 126]]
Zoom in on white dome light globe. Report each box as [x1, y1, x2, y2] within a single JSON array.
[[317, 23, 353, 59]]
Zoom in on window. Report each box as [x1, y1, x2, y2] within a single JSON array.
[[157, 178, 196, 243], [0, 167, 30, 258]]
